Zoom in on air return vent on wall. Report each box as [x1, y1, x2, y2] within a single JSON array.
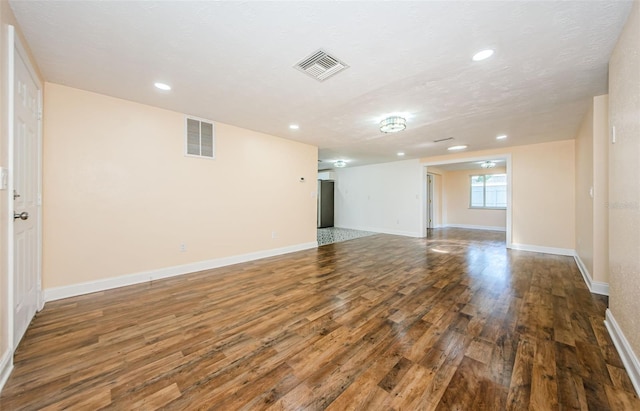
[[185, 116, 215, 159], [294, 49, 349, 81]]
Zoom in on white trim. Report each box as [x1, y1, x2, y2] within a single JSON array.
[[445, 224, 506, 232], [605, 309, 640, 396], [573, 254, 609, 295], [507, 243, 574, 256], [336, 225, 423, 238], [426, 173, 434, 229], [591, 282, 610, 296], [6, 24, 15, 356], [0, 348, 13, 393], [505, 154, 512, 246], [44, 241, 318, 302]]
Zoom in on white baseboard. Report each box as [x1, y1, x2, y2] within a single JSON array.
[[336, 225, 424, 238], [508, 243, 575, 256], [0, 348, 13, 394], [573, 254, 609, 295], [605, 309, 640, 396], [44, 241, 318, 302], [445, 224, 506, 232]]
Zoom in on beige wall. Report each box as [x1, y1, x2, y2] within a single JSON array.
[[575, 95, 609, 285], [0, 1, 42, 365], [441, 167, 506, 230], [575, 101, 595, 276], [432, 172, 443, 227], [608, 1, 640, 363], [422, 139, 575, 250], [43, 83, 317, 290], [593, 95, 609, 284]]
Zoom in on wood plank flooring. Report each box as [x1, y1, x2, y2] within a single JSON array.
[[1, 228, 638, 410]]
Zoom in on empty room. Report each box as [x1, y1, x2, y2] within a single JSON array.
[[1, 1, 639, 409]]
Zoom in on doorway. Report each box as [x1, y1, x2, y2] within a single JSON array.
[[426, 173, 434, 230], [423, 155, 512, 246]]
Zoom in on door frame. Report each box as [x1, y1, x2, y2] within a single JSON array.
[[6, 25, 43, 352], [426, 173, 434, 230]]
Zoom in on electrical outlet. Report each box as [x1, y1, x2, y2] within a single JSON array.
[[272, 231, 278, 239], [180, 242, 187, 252]]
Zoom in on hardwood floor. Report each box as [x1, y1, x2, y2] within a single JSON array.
[[1, 228, 638, 410]]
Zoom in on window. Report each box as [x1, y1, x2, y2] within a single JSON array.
[[186, 117, 215, 159], [470, 174, 507, 208]]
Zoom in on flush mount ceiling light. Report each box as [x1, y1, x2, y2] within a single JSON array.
[[397, 152, 405, 156], [447, 145, 468, 151], [480, 161, 496, 169], [472, 49, 494, 61], [380, 116, 407, 133], [496, 134, 508, 140], [334, 160, 347, 168], [154, 82, 171, 91], [289, 124, 299, 130]]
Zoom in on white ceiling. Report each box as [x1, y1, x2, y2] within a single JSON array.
[[10, 1, 632, 170]]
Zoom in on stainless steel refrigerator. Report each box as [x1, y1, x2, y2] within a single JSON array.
[[317, 180, 334, 228]]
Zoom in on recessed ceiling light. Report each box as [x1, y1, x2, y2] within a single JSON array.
[[289, 124, 299, 130], [448, 145, 468, 151], [496, 134, 508, 140], [154, 82, 171, 91], [472, 49, 494, 61], [397, 152, 405, 156]]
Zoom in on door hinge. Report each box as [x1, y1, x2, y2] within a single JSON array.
[[37, 111, 42, 121]]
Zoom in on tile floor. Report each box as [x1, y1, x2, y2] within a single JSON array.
[[317, 227, 377, 246]]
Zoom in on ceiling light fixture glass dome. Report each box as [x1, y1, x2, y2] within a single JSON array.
[[380, 116, 407, 133], [334, 160, 347, 168]]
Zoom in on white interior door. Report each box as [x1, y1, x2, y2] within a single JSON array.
[[13, 41, 41, 346]]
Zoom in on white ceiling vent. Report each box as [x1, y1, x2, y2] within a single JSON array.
[[294, 49, 349, 82]]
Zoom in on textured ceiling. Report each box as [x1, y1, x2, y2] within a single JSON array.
[[9, 1, 633, 170]]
